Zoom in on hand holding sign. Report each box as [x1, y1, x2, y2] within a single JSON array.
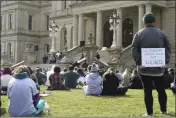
[[141, 48, 165, 67]]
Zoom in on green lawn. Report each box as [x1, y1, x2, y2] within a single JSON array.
[[1, 87, 175, 117]]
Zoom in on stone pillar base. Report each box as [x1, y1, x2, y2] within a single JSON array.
[[23, 51, 35, 64], [108, 61, 122, 71], [83, 43, 99, 64], [107, 48, 123, 71]]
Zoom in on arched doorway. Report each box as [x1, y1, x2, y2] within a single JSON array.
[[122, 18, 133, 48], [103, 20, 113, 48], [61, 27, 67, 51]]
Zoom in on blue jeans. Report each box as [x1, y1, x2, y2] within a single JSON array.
[[32, 100, 46, 116]]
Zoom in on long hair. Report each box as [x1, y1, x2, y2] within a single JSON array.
[[13, 65, 30, 76], [103, 67, 114, 80]]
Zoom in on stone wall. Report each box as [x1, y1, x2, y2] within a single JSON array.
[[161, 2, 175, 68]]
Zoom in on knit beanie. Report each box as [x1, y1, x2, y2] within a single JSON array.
[[143, 12, 155, 23], [90, 63, 98, 72]]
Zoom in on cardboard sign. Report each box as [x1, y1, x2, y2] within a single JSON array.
[[141, 48, 165, 67]]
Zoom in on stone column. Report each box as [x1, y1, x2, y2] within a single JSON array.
[[138, 5, 144, 30], [55, 28, 61, 52], [6, 12, 9, 30], [13, 10, 15, 29], [73, 15, 78, 47], [96, 11, 103, 48], [78, 14, 84, 44], [146, 4, 152, 13], [15, 40, 19, 63], [116, 8, 122, 49], [65, 25, 72, 50], [2, 14, 4, 31]]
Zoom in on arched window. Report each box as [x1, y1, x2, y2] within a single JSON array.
[[122, 18, 133, 48], [103, 20, 113, 48], [7, 43, 12, 56], [64, 29, 67, 46], [44, 44, 49, 54]]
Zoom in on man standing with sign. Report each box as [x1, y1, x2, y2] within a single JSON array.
[[131, 12, 171, 116]]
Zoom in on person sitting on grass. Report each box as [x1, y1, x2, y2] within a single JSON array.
[[170, 69, 176, 94], [48, 66, 70, 90], [128, 68, 143, 89], [83, 63, 103, 96], [35, 68, 47, 85], [163, 68, 173, 89], [168, 68, 175, 82], [64, 65, 79, 89], [77, 68, 86, 87], [74, 66, 78, 73], [61, 68, 67, 74], [28, 67, 40, 91], [1, 68, 13, 95], [7, 65, 46, 117], [82, 60, 88, 69], [83, 68, 87, 75], [101, 68, 128, 95]]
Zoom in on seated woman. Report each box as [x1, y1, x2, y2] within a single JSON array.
[[128, 69, 143, 89], [168, 68, 175, 83], [163, 68, 172, 89], [171, 79, 176, 94], [170, 69, 176, 94], [83, 63, 103, 96], [101, 68, 128, 96], [48, 66, 70, 90], [77, 68, 86, 87], [35, 68, 47, 85], [1, 68, 13, 95], [7, 65, 46, 117]]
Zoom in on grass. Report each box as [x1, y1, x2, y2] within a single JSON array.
[[1, 86, 175, 117]]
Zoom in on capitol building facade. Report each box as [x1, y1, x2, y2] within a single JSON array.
[[1, 1, 175, 68]]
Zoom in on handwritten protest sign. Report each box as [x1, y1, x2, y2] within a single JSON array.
[[142, 48, 165, 67]]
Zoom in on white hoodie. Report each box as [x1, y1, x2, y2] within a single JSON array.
[[83, 72, 103, 95]]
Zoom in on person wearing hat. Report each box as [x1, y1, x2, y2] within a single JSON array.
[[131, 12, 171, 116], [83, 63, 103, 95]]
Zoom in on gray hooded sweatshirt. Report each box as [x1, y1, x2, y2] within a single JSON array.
[[131, 25, 171, 76]]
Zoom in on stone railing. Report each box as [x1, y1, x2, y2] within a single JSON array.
[[120, 44, 136, 70], [59, 46, 83, 63], [62, 46, 81, 56], [93, 57, 109, 69]]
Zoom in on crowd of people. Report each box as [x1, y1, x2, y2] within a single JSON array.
[[1, 12, 176, 117], [42, 51, 64, 64], [0, 60, 175, 117], [42, 51, 100, 64]]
